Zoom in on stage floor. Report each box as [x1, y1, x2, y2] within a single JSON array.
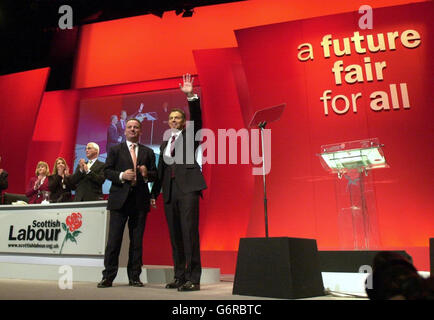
[[0, 277, 366, 300]]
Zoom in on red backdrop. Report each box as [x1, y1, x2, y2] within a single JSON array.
[[234, 2, 434, 268], [0, 68, 50, 193], [72, 0, 426, 88], [0, 1, 432, 273]]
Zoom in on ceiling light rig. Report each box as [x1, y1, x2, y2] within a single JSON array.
[[150, 10, 165, 18], [175, 7, 195, 17]]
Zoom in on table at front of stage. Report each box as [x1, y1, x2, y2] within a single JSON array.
[[0, 201, 221, 285], [0, 201, 108, 257]]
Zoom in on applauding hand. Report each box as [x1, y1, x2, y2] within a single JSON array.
[[122, 169, 135, 181]]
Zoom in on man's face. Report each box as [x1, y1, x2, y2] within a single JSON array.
[[121, 111, 127, 120], [112, 116, 118, 124], [168, 111, 185, 131], [125, 120, 141, 142], [86, 144, 98, 159]]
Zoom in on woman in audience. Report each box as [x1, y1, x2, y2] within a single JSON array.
[[49, 157, 73, 202], [26, 161, 50, 204], [0, 155, 8, 196]]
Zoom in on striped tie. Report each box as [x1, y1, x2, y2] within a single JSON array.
[[130, 143, 137, 186], [170, 135, 176, 157]]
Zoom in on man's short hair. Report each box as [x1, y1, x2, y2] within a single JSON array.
[[87, 142, 100, 155], [126, 118, 142, 129]]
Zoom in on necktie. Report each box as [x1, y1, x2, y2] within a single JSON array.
[[170, 135, 176, 157], [169, 136, 177, 178], [130, 143, 137, 186]]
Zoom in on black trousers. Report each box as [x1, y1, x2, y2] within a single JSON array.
[[102, 191, 147, 281], [164, 179, 201, 284]]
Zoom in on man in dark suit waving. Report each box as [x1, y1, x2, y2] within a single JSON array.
[[98, 118, 157, 288], [69, 142, 105, 201], [151, 74, 207, 291]]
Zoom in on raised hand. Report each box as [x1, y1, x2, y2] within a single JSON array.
[[179, 73, 194, 97]]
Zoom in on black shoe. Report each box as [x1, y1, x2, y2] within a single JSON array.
[[128, 279, 144, 287], [177, 281, 200, 291], [165, 279, 185, 289], [97, 278, 113, 288]]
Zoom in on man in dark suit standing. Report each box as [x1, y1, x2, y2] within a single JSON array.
[[98, 118, 157, 288], [106, 115, 120, 154], [151, 74, 207, 291], [117, 110, 127, 143], [69, 142, 105, 201]]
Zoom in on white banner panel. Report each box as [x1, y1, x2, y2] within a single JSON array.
[[0, 203, 107, 255]]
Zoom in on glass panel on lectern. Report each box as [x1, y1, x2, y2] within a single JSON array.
[[319, 138, 388, 176], [318, 138, 387, 250]]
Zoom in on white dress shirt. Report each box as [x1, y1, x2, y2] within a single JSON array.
[[164, 129, 181, 158], [163, 94, 198, 158], [120, 141, 139, 182]]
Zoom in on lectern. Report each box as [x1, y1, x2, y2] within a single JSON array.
[[248, 103, 286, 238], [319, 138, 388, 249], [233, 104, 325, 299]]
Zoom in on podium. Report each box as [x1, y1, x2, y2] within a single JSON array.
[[319, 138, 388, 249], [247, 103, 286, 238]]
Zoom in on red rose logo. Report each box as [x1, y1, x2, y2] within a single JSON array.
[[60, 212, 83, 254], [66, 212, 82, 232]]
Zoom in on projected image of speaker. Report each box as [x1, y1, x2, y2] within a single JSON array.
[[233, 237, 325, 299]]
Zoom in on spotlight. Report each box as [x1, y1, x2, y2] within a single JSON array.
[[150, 10, 164, 18], [182, 8, 194, 18]]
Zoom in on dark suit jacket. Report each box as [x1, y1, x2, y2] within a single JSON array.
[[69, 159, 105, 201], [117, 119, 126, 143], [25, 176, 50, 204], [106, 124, 119, 153], [104, 142, 157, 212], [151, 98, 207, 203], [48, 174, 73, 203], [0, 170, 8, 194]]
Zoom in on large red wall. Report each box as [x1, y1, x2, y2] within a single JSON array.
[[1, 1, 432, 273], [234, 2, 434, 268], [72, 0, 426, 88], [28, 90, 81, 183], [193, 48, 255, 251], [0, 68, 50, 194]]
